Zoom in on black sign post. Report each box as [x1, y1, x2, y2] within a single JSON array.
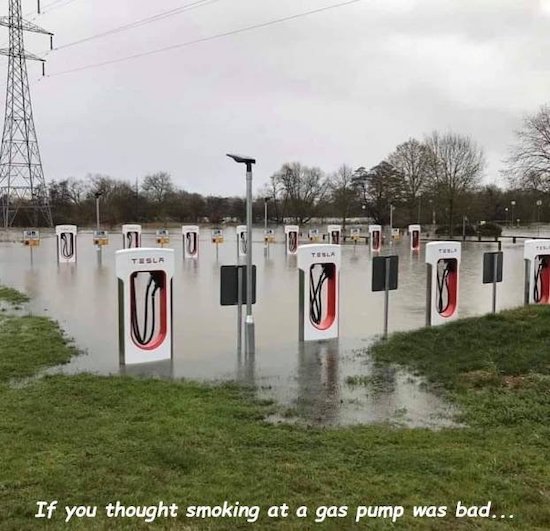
[[220, 265, 257, 352], [372, 255, 399, 338], [483, 251, 503, 313]]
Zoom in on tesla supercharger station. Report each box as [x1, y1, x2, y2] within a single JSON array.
[[327, 224, 342, 245], [236, 225, 247, 258], [524, 239, 550, 304], [284, 225, 299, 255], [116, 248, 174, 365], [55, 225, 77, 263], [298, 244, 341, 341], [408, 224, 421, 251], [122, 224, 142, 249], [369, 225, 382, 252], [182, 225, 199, 259], [425, 241, 461, 326]]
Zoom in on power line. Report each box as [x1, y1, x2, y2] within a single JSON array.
[[47, 0, 364, 78], [55, 0, 223, 51]]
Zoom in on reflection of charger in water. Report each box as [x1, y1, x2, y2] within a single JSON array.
[[60, 232, 74, 259], [533, 255, 550, 303], [129, 271, 166, 349]]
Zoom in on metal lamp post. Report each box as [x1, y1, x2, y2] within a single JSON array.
[[505, 207, 509, 226], [511, 200, 516, 227], [537, 199, 542, 236], [264, 196, 270, 256], [95, 191, 102, 265], [227, 153, 256, 355]]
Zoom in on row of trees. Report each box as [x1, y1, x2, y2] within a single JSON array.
[[39, 104, 550, 232]]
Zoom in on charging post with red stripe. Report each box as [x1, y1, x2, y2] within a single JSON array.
[[116, 248, 174, 365], [284, 225, 299, 255], [122, 224, 142, 249], [524, 239, 550, 304], [408, 224, 421, 251], [425, 241, 461, 326], [298, 244, 340, 341], [369, 225, 382, 252], [182, 225, 199, 259]]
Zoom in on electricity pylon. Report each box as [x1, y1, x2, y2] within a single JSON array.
[[0, 0, 53, 228]]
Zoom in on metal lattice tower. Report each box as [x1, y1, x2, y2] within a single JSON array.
[[0, 0, 53, 228]]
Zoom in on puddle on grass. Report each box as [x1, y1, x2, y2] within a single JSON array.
[[0, 226, 536, 427]]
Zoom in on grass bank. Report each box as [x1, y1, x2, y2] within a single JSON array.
[[0, 286, 548, 530]]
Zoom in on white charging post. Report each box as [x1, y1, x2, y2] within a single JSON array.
[[115, 248, 174, 365], [122, 224, 142, 249], [182, 225, 199, 259], [327, 224, 342, 245], [236, 225, 247, 259], [284, 225, 299, 255], [425, 241, 461, 326], [368, 225, 382, 252], [523, 239, 550, 304], [298, 243, 341, 341], [56, 225, 77, 263], [408, 224, 421, 251]]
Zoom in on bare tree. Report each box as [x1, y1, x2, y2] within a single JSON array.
[[328, 164, 356, 228], [141, 172, 174, 203], [272, 162, 328, 224], [352, 161, 405, 224], [425, 131, 485, 235], [387, 138, 429, 219], [505, 104, 550, 192]]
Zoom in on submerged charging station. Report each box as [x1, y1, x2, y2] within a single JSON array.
[[524, 239, 550, 304], [408, 224, 421, 251], [284, 225, 299, 255], [23, 229, 40, 246], [327, 224, 342, 245], [298, 244, 341, 341], [236, 225, 247, 258], [56, 225, 77, 263], [122, 224, 142, 249], [116, 248, 174, 365], [182, 225, 199, 259], [308, 228, 320, 242], [425, 241, 461, 326], [369, 225, 382, 252]]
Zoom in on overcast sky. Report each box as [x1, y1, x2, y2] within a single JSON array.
[[5, 0, 550, 195]]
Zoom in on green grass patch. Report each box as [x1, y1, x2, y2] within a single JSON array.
[[0, 285, 29, 305], [0, 305, 548, 528]]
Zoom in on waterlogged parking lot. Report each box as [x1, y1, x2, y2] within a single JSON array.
[[0, 226, 536, 427]]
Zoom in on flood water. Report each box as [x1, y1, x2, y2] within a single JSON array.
[[0, 226, 538, 428]]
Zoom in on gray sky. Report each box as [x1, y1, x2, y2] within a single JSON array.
[[5, 0, 550, 195]]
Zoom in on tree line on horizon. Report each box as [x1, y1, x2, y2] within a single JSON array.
[[31, 104, 550, 234]]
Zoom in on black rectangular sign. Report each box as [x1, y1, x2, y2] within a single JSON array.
[[220, 265, 257, 306], [372, 255, 399, 292], [483, 251, 503, 284]]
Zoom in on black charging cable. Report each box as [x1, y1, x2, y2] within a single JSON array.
[[60, 232, 74, 259], [126, 231, 139, 248], [239, 232, 247, 254], [436, 260, 453, 314], [186, 232, 197, 255], [288, 231, 297, 253], [130, 272, 163, 347], [332, 231, 339, 244], [309, 264, 331, 325]]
